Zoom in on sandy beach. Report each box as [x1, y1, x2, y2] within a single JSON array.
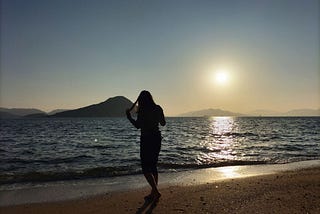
[[1, 166, 319, 214]]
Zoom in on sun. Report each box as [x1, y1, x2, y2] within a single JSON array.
[[215, 69, 229, 85], [205, 66, 233, 88]]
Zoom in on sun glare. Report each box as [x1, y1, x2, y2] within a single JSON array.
[[215, 70, 229, 85], [206, 66, 233, 88]]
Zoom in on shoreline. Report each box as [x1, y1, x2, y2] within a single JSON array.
[[0, 159, 320, 207], [1, 166, 320, 213]]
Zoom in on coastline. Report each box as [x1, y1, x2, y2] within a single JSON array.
[[1, 163, 320, 213], [0, 160, 320, 210]]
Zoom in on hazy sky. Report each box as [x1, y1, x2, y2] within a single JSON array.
[[1, 0, 319, 115]]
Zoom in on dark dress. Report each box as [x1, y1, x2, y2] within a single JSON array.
[[128, 105, 165, 173], [140, 130, 161, 173]]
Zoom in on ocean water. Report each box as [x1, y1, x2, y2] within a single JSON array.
[[0, 117, 319, 185]]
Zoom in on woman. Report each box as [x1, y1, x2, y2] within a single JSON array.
[[126, 90, 166, 200]]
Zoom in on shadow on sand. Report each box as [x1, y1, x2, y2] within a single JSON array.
[[135, 198, 159, 214]]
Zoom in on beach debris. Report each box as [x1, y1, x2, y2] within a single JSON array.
[[173, 208, 185, 212]]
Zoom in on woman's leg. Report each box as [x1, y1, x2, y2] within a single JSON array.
[[153, 135, 161, 186], [140, 133, 161, 198], [143, 172, 161, 197], [143, 173, 157, 190], [153, 171, 158, 185]]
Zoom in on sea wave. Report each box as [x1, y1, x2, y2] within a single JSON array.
[[0, 166, 141, 185], [1, 117, 319, 185], [158, 160, 267, 169], [0, 160, 269, 185]]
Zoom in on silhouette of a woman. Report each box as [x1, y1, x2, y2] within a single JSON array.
[[126, 90, 166, 200]]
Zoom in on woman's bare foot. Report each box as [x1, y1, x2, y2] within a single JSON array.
[[144, 194, 153, 201], [151, 190, 161, 200]]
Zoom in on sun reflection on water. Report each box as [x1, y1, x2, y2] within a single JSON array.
[[211, 116, 234, 135], [197, 117, 238, 165]]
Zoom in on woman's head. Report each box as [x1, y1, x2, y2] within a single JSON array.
[[137, 90, 156, 109]]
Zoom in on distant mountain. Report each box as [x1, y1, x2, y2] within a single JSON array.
[[179, 108, 320, 117], [52, 96, 133, 117], [283, 109, 320, 116], [0, 108, 46, 116], [247, 109, 281, 116], [24, 113, 48, 118], [179, 108, 243, 117], [0, 111, 21, 119], [47, 109, 70, 115], [246, 108, 320, 116]]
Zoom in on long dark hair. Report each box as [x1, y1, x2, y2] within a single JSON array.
[[129, 90, 156, 114], [137, 90, 156, 113]]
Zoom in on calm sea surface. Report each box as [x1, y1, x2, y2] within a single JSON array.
[[0, 117, 319, 184]]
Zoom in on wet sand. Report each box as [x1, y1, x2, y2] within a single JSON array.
[[1, 167, 320, 214]]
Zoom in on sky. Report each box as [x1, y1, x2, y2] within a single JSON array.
[[1, 0, 319, 116]]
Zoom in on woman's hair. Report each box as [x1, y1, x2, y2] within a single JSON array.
[[137, 90, 156, 112]]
